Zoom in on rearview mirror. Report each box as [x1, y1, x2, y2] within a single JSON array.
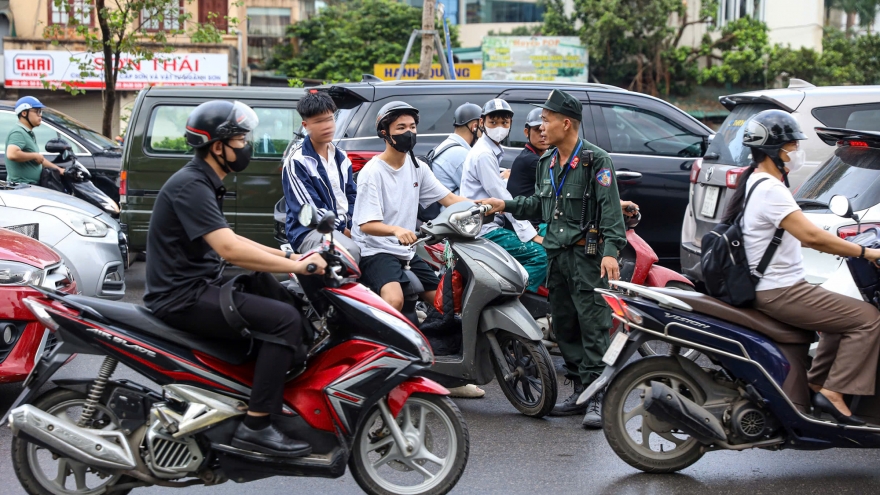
[[829, 195, 853, 219], [298, 204, 318, 228], [317, 211, 336, 234], [45, 138, 73, 155]]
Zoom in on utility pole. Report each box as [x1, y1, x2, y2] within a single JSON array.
[[417, 0, 435, 80]]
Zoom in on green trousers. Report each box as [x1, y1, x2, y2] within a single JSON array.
[[482, 228, 547, 293], [546, 248, 612, 386]]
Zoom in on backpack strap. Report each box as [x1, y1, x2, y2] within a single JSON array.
[[427, 141, 462, 165], [740, 177, 784, 278]]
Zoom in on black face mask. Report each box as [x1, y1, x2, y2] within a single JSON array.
[[388, 131, 417, 154], [215, 141, 253, 173]]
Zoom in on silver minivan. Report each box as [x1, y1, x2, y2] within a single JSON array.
[[681, 80, 880, 282]]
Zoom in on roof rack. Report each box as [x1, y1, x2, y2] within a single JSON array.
[[815, 127, 880, 147]]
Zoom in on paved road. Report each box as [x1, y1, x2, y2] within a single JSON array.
[[3, 263, 880, 494]]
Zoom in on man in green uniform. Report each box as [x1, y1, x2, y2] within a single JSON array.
[[5, 96, 62, 184], [479, 89, 627, 429]]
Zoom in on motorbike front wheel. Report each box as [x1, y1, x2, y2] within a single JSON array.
[[350, 393, 469, 495], [491, 331, 558, 418]]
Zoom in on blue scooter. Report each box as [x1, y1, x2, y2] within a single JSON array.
[[580, 193, 880, 473]]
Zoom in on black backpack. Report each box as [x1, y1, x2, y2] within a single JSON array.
[[701, 178, 784, 307]]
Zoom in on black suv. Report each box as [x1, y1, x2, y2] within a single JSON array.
[[319, 80, 714, 265], [0, 101, 122, 203]]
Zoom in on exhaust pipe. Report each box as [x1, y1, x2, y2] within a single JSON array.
[[643, 381, 727, 445], [8, 405, 137, 470]]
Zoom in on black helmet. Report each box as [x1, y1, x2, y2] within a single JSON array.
[[742, 109, 807, 152], [375, 101, 420, 138], [453, 103, 482, 126], [525, 108, 543, 129], [185, 100, 259, 149], [481, 99, 514, 118]]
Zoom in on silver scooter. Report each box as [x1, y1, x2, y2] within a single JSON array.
[[411, 201, 558, 417]]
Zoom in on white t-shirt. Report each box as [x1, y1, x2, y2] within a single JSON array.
[[352, 155, 450, 260], [742, 172, 805, 291], [319, 144, 348, 217]]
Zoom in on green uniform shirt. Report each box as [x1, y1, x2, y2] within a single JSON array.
[[5, 123, 42, 184], [504, 139, 626, 258]]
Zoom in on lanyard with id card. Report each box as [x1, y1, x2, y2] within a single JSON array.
[[548, 141, 583, 220]]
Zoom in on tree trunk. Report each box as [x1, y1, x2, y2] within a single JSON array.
[[418, 0, 436, 80], [847, 12, 856, 38], [96, 0, 115, 137]]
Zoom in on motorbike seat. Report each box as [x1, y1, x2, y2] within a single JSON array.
[[402, 269, 425, 297], [650, 288, 815, 345], [64, 295, 251, 365]]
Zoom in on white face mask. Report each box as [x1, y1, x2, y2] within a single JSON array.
[[785, 149, 806, 174], [485, 126, 510, 144]]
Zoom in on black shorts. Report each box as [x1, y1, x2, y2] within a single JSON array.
[[359, 254, 440, 294]]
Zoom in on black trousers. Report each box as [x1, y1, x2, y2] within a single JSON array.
[[160, 284, 304, 414]]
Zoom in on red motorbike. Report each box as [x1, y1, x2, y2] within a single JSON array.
[[4, 210, 468, 495]]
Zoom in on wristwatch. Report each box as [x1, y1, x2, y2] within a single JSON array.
[[284, 251, 293, 259], [860, 245, 866, 259]]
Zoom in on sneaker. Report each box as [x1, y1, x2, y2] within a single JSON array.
[[582, 390, 604, 429], [448, 384, 486, 398], [550, 380, 587, 416], [232, 422, 312, 458]]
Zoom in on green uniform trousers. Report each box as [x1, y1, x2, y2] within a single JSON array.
[[546, 248, 612, 386]]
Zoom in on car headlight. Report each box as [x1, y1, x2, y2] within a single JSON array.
[[475, 260, 522, 294], [37, 206, 109, 237], [449, 211, 483, 237], [0, 260, 43, 286]]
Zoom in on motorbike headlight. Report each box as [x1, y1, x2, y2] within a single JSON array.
[[475, 260, 522, 294], [448, 211, 483, 237], [37, 206, 109, 237], [0, 261, 43, 286]]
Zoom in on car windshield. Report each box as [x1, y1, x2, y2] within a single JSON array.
[[705, 103, 777, 167], [795, 146, 880, 212], [44, 109, 119, 150]]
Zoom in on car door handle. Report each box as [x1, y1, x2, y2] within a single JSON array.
[[616, 171, 642, 180]]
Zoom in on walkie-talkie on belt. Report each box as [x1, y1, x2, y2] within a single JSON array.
[[578, 150, 597, 256]]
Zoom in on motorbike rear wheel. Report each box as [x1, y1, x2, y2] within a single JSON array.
[[491, 331, 557, 418], [11, 388, 135, 495], [603, 357, 706, 473], [350, 394, 469, 495]]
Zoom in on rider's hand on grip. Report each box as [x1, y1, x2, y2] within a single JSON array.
[[294, 252, 326, 275], [393, 227, 418, 246]]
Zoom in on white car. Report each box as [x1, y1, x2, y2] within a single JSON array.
[[0, 183, 126, 299], [795, 128, 880, 295]]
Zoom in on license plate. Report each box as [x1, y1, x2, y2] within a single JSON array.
[[603, 331, 629, 366], [700, 186, 720, 218]]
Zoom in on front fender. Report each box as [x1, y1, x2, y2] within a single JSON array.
[[387, 377, 449, 418], [478, 299, 543, 341]]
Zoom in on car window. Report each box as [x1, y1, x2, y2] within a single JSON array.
[[508, 102, 538, 148], [252, 107, 302, 159], [813, 103, 880, 132], [0, 111, 86, 155], [0, 111, 20, 151], [704, 102, 777, 167], [600, 105, 703, 158], [146, 105, 196, 155], [795, 146, 880, 212], [44, 109, 119, 150], [355, 94, 496, 138]]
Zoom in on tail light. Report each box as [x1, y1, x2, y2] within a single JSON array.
[[348, 151, 380, 173], [837, 224, 880, 240], [846, 140, 869, 147], [600, 294, 643, 325], [689, 158, 702, 184], [726, 167, 747, 188], [119, 170, 127, 203]]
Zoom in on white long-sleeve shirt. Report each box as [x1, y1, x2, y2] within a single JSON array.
[[460, 135, 537, 242]]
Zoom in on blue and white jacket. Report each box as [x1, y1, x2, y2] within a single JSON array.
[[282, 136, 357, 251]]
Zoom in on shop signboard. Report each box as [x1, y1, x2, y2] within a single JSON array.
[[481, 37, 588, 82]]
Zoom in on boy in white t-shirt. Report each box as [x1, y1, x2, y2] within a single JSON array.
[[352, 101, 468, 311]]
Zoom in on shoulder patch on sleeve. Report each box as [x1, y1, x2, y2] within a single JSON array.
[[596, 168, 612, 187]]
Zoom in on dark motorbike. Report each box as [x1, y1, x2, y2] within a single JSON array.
[[43, 138, 120, 218], [4, 209, 468, 495], [576, 194, 880, 473]]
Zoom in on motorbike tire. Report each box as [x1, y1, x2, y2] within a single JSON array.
[[350, 393, 469, 495], [11, 388, 136, 495], [491, 331, 558, 418], [602, 357, 706, 473]]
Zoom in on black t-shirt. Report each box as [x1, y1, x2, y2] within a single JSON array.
[[508, 145, 541, 198], [144, 157, 229, 317]]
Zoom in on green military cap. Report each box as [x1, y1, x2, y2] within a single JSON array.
[[532, 89, 582, 121]]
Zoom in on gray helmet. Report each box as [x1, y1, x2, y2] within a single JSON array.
[[375, 101, 420, 138], [742, 109, 807, 152], [525, 108, 543, 129], [481, 98, 514, 118], [453, 103, 482, 126]]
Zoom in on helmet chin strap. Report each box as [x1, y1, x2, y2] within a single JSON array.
[[210, 143, 232, 174], [770, 154, 789, 188]]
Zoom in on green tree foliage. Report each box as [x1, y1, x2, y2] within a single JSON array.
[[769, 29, 880, 86], [272, 0, 459, 82]]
